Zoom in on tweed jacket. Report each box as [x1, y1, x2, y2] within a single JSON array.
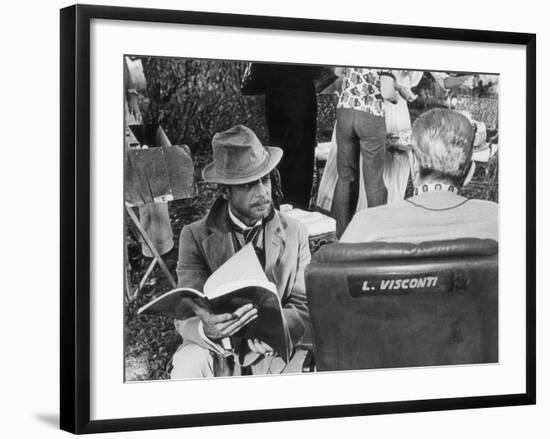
[[174, 197, 311, 356]]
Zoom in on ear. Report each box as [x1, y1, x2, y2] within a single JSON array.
[[461, 161, 476, 186]]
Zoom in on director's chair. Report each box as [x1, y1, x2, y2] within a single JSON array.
[[305, 238, 498, 371], [124, 133, 196, 301]]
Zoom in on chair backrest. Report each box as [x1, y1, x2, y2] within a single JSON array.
[[305, 238, 498, 371], [125, 145, 196, 206]]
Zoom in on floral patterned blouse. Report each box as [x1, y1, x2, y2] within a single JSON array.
[[337, 68, 395, 117]]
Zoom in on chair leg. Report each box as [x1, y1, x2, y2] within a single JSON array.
[[133, 258, 157, 298], [124, 241, 133, 302], [125, 205, 177, 289]]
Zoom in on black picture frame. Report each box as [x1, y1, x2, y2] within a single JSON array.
[[60, 4, 536, 434]]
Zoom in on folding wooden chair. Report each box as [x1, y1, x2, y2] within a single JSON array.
[[124, 138, 196, 301]]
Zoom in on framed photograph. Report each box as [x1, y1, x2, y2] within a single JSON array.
[[60, 4, 536, 434]]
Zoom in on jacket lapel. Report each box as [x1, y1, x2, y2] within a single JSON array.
[[201, 197, 237, 272], [264, 211, 284, 285]]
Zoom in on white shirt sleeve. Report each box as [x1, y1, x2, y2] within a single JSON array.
[[198, 320, 232, 356]]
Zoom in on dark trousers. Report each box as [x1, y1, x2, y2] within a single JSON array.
[[265, 82, 317, 209], [332, 108, 387, 237]]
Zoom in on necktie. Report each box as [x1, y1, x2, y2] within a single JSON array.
[[232, 223, 262, 246], [231, 223, 265, 268], [243, 225, 262, 244]]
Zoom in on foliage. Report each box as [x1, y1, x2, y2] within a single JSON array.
[[141, 58, 268, 153]]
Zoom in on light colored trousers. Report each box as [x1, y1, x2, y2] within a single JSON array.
[[170, 342, 308, 379], [317, 96, 414, 213]]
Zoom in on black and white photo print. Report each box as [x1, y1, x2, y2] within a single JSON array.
[[123, 55, 499, 381]]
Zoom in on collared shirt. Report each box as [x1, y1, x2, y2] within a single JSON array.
[[227, 205, 262, 230], [341, 190, 498, 244], [228, 205, 266, 265], [337, 68, 394, 117]]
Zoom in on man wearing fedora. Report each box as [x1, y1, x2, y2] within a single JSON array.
[[170, 125, 311, 378]]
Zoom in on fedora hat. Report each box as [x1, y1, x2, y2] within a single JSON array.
[[202, 125, 282, 185]]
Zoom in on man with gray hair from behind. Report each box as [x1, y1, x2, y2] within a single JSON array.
[[341, 108, 498, 243]]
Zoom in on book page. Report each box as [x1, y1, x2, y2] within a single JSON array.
[[137, 287, 205, 320], [204, 244, 276, 299]]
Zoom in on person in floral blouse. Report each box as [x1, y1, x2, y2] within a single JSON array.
[[332, 67, 398, 237]]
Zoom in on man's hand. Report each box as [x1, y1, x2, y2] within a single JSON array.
[[247, 338, 275, 356], [194, 303, 258, 341]]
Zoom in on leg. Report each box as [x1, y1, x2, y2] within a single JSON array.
[[285, 87, 317, 209], [126, 205, 176, 289], [315, 123, 338, 211], [170, 343, 215, 379], [394, 151, 412, 201], [384, 150, 412, 204], [137, 202, 174, 257], [356, 113, 387, 208], [266, 83, 317, 209], [332, 108, 360, 237], [250, 348, 309, 375]]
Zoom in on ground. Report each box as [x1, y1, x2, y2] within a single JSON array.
[[124, 92, 499, 381]]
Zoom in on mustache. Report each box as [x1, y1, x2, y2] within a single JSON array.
[[251, 200, 271, 208]]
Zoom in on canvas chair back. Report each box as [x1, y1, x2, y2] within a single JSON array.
[[305, 238, 498, 371]]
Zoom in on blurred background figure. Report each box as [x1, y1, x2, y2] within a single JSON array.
[[331, 67, 398, 237], [356, 70, 423, 209], [261, 64, 323, 210], [125, 89, 142, 125], [124, 56, 174, 260]]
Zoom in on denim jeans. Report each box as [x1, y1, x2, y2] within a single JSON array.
[[332, 108, 387, 237]]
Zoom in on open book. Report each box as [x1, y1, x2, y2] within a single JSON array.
[[138, 244, 292, 363]]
